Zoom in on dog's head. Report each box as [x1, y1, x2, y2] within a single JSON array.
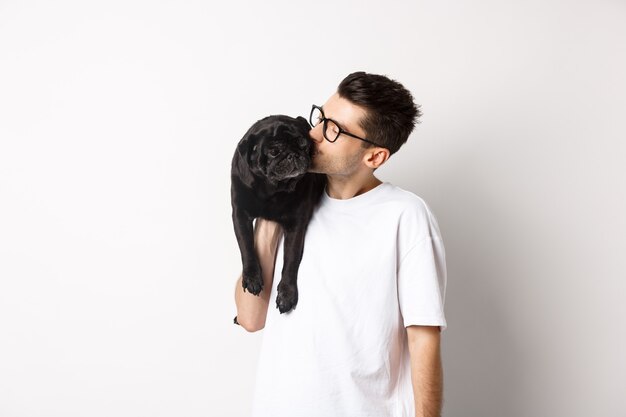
[[235, 115, 312, 192]]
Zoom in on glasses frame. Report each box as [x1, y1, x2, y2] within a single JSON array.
[[309, 104, 386, 148]]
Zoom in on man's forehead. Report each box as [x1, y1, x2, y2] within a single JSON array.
[[321, 93, 366, 133]]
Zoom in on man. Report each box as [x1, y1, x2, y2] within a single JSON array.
[[234, 71, 447, 417]]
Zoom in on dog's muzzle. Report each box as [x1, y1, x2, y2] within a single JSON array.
[[270, 152, 309, 180]]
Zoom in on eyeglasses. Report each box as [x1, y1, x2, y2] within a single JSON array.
[[308, 104, 385, 148]]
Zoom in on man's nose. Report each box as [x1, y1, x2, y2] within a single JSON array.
[[309, 124, 324, 144]]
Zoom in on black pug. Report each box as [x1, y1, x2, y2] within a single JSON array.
[[231, 114, 325, 316]]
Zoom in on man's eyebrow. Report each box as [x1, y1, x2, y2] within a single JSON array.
[[320, 105, 350, 131]]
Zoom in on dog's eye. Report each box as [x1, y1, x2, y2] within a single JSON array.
[[268, 147, 281, 157]]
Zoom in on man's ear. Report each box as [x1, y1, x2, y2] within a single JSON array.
[[363, 147, 390, 169]]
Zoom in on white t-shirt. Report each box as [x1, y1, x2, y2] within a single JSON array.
[[250, 182, 447, 417]]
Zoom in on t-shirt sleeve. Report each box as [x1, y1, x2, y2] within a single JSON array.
[[397, 232, 448, 332]]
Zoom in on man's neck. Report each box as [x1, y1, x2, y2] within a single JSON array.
[[325, 173, 382, 200]]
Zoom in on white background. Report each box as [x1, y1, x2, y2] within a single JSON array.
[[1, 1, 625, 416]]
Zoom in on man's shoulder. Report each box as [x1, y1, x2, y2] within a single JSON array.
[[380, 182, 432, 212], [383, 183, 444, 242]]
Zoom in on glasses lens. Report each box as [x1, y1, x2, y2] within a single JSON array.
[[325, 119, 340, 142], [310, 107, 322, 127]]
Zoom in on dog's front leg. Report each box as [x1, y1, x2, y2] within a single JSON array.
[[275, 225, 306, 313], [232, 210, 263, 295]]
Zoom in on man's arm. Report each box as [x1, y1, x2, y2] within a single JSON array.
[[407, 325, 443, 417], [234, 218, 282, 332]]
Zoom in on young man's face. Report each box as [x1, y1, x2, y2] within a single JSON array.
[[308, 92, 370, 176]]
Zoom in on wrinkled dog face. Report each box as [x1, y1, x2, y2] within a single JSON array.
[[244, 115, 312, 190]]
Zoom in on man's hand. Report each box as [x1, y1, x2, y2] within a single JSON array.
[[407, 325, 443, 417]]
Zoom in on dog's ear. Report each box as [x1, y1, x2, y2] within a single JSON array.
[[235, 135, 257, 188], [295, 116, 309, 129]]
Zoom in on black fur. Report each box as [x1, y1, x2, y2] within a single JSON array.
[[231, 115, 325, 315]]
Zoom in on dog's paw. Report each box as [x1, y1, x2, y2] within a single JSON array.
[[276, 281, 298, 314], [242, 265, 263, 295]]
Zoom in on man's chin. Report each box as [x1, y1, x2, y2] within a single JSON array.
[[307, 157, 323, 173]]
